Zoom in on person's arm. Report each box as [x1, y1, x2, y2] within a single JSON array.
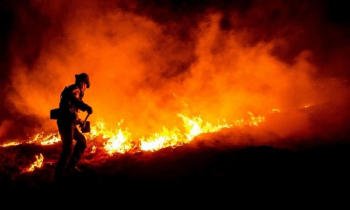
[[69, 87, 92, 113]]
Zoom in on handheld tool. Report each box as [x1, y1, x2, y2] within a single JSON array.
[[81, 113, 91, 133]]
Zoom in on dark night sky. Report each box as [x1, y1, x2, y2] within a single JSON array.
[[1, 0, 349, 81]]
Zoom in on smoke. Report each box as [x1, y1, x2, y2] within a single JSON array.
[[1, 0, 349, 146]]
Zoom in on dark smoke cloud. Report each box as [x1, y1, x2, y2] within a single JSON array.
[[0, 0, 349, 143]]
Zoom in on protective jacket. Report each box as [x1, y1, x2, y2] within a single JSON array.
[[59, 84, 90, 122]]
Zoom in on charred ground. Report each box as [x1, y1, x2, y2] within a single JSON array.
[[1, 134, 349, 195]]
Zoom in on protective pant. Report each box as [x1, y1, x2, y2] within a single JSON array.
[[54, 120, 86, 180]]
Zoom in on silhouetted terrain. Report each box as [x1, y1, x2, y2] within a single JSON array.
[[1, 139, 349, 198]]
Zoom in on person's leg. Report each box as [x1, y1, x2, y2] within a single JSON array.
[[54, 122, 74, 180], [67, 127, 86, 171]]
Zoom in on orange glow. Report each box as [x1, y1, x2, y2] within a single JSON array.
[[91, 145, 97, 154], [2, 3, 349, 163], [8, 12, 332, 140], [139, 113, 233, 152], [303, 104, 312, 109], [2, 110, 266, 156], [29, 132, 61, 145], [103, 128, 132, 155], [0, 141, 21, 148], [22, 153, 44, 173]]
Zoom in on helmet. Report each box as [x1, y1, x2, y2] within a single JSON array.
[[75, 73, 90, 88]]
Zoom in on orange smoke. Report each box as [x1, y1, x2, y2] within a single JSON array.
[[3, 0, 350, 152]]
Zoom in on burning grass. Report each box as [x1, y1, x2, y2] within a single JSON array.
[[1, 1, 349, 193], [22, 153, 44, 173], [2, 102, 349, 177], [1, 112, 265, 157]]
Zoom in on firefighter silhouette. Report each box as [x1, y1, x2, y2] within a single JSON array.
[[54, 73, 92, 180]]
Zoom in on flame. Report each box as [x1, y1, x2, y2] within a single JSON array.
[[140, 127, 182, 151], [247, 112, 265, 127], [0, 133, 60, 148], [1, 111, 266, 155], [103, 128, 132, 155], [91, 145, 97, 154], [4, 3, 349, 166], [95, 112, 264, 154], [139, 114, 233, 152], [1, 111, 267, 175], [0, 141, 21, 147], [29, 132, 61, 145], [22, 153, 44, 173], [178, 114, 232, 140]]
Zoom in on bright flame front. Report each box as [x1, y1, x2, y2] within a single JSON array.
[[1, 112, 266, 156]]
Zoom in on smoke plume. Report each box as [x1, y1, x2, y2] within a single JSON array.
[[1, 0, 349, 147]]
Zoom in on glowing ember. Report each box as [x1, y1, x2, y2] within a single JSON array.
[[232, 112, 265, 127], [247, 112, 265, 127], [22, 153, 44, 173], [303, 104, 312, 109], [91, 145, 97, 154]]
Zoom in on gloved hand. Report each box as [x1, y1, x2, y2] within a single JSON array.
[[86, 106, 93, 114], [77, 119, 85, 128]]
